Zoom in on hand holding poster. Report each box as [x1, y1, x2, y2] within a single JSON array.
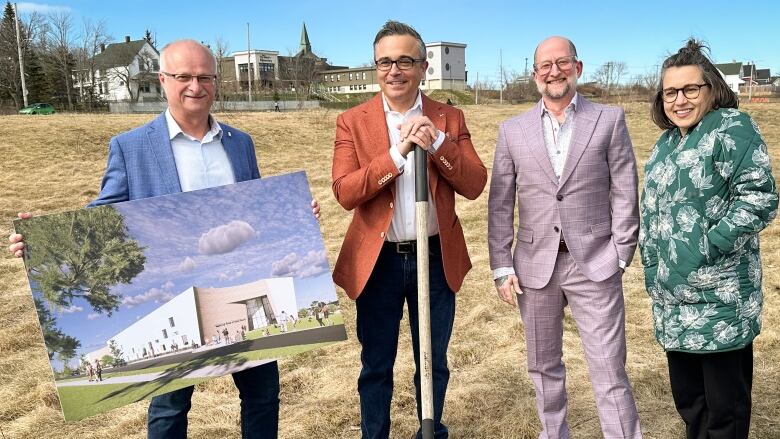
[[14, 171, 346, 421]]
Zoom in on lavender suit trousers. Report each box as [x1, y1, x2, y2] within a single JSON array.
[[516, 251, 642, 439]]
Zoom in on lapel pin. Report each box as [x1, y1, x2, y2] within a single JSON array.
[[227, 131, 232, 137]]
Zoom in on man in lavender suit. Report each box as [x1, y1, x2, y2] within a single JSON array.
[[487, 36, 642, 439]]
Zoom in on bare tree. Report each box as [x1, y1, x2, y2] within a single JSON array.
[[279, 50, 320, 103], [74, 18, 110, 110], [47, 11, 75, 109], [591, 61, 627, 98], [213, 35, 230, 109]]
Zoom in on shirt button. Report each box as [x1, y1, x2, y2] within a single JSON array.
[[390, 202, 394, 209], [556, 194, 563, 201], [380, 232, 385, 238], [554, 226, 560, 232]]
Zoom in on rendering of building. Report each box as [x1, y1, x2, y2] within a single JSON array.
[[89, 277, 297, 363]]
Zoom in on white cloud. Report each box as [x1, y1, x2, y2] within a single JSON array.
[[179, 256, 196, 273], [271, 250, 329, 278], [198, 220, 256, 255], [60, 305, 83, 314], [163, 280, 175, 290], [87, 313, 100, 321], [122, 288, 175, 309], [16, 2, 71, 13]]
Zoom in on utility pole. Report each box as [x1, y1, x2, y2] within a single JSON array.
[[475, 72, 479, 105], [13, 3, 28, 107], [499, 50, 504, 104], [524, 57, 528, 77], [247, 22, 253, 102]]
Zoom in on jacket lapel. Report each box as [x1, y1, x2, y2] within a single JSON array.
[[220, 125, 249, 181], [521, 101, 559, 185], [422, 94, 443, 196], [147, 112, 182, 193], [558, 98, 598, 187]]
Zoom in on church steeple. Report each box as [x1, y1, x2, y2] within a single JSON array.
[[299, 22, 311, 55]]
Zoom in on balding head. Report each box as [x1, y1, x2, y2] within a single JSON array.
[[159, 39, 216, 74], [533, 36, 577, 64]]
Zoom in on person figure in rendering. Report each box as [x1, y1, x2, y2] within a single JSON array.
[[640, 38, 777, 439], [86, 361, 95, 382], [8, 39, 320, 439], [331, 20, 486, 439], [487, 36, 643, 438], [279, 311, 288, 333], [94, 359, 103, 382]]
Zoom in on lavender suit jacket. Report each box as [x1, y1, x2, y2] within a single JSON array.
[[487, 97, 639, 289]]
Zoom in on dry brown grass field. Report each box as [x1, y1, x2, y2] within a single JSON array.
[[1, 102, 779, 439]]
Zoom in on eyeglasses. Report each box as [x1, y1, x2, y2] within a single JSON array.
[[374, 56, 425, 71], [660, 83, 710, 103], [533, 56, 577, 76], [161, 72, 217, 84]]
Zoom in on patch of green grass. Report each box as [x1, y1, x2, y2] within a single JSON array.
[[245, 313, 344, 339], [58, 378, 206, 421]]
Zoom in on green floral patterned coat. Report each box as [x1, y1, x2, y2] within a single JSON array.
[[640, 108, 778, 352]]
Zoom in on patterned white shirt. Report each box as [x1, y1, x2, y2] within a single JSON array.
[[540, 92, 579, 179]]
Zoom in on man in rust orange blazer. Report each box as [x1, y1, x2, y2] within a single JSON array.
[[331, 21, 486, 439]]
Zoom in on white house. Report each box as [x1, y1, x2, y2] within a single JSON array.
[[74, 36, 162, 102], [88, 277, 298, 363], [715, 62, 745, 94]]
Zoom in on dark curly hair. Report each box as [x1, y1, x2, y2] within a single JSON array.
[[651, 38, 738, 130]]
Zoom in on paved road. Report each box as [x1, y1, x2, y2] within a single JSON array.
[[57, 325, 348, 386]]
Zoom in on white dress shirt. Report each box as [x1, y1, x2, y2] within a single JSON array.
[[165, 109, 236, 192], [384, 92, 446, 242]]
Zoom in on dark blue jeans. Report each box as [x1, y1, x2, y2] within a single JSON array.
[[355, 239, 456, 439], [147, 361, 280, 439]]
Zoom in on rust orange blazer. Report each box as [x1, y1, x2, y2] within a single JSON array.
[[332, 93, 487, 300]]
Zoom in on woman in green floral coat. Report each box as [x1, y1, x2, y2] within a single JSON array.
[[640, 39, 778, 438]]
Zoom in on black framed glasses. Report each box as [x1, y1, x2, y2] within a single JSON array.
[[533, 55, 577, 75], [660, 83, 710, 103], [161, 71, 217, 84], [374, 56, 424, 71]]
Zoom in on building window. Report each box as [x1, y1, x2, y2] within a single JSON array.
[[362, 72, 366, 80], [152, 59, 159, 71], [162, 329, 168, 339], [349, 73, 353, 80], [139, 82, 151, 93], [445, 63, 450, 71], [428, 50, 434, 59], [169, 317, 175, 327], [337, 74, 341, 81], [182, 335, 189, 345], [428, 67, 434, 75], [445, 46, 450, 54]]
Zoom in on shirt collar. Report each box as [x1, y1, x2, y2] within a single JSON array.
[[540, 92, 579, 118], [381, 91, 423, 115], [165, 108, 222, 141]]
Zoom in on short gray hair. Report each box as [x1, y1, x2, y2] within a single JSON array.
[[373, 21, 426, 59], [159, 39, 217, 72]]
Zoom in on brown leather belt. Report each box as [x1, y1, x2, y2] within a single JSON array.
[[558, 239, 569, 253], [384, 235, 440, 254]]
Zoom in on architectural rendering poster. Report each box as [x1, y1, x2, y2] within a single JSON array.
[[14, 171, 347, 421]]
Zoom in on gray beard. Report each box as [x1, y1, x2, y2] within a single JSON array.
[[537, 79, 576, 100]]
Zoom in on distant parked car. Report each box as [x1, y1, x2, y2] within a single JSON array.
[[19, 103, 55, 115]]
